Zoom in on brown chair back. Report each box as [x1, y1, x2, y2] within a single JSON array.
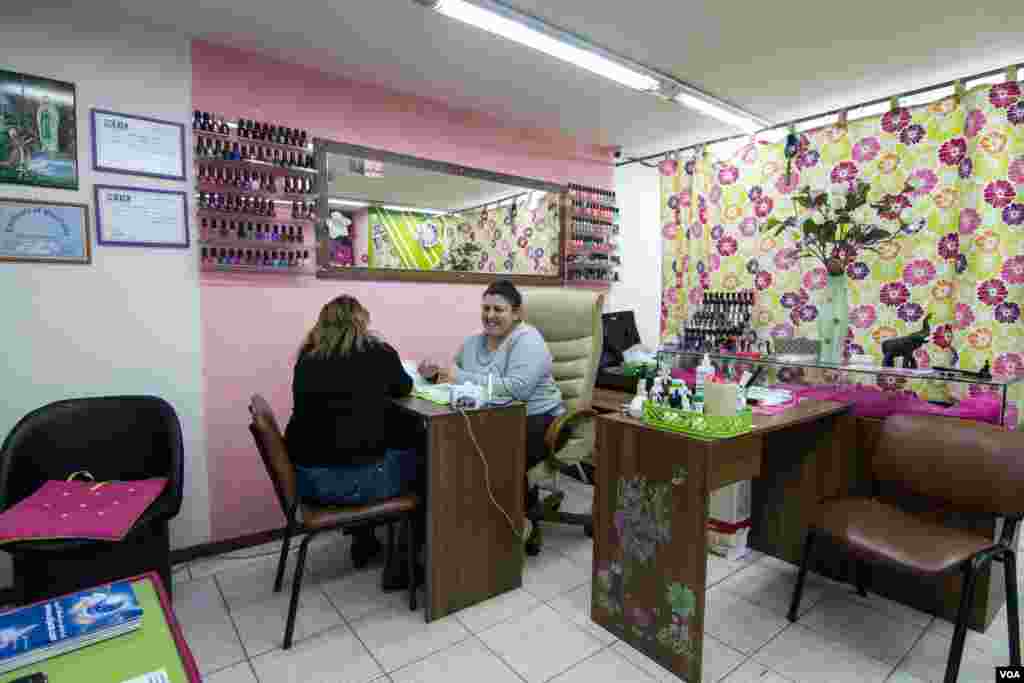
[[873, 414, 1024, 517], [248, 394, 298, 516]]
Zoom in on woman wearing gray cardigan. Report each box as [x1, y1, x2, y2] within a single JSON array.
[[418, 279, 565, 554]]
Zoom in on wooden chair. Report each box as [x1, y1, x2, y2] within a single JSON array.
[[787, 414, 1022, 682], [248, 394, 419, 649]]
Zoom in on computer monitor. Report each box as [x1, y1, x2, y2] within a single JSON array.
[[601, 310, 642, 368]]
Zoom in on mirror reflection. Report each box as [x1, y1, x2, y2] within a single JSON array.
[[319, 146, 563, 276]]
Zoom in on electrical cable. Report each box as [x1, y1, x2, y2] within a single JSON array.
[[458, 408, 527, 541]]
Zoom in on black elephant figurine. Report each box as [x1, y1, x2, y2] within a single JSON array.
[[881, 314, 931, 369]]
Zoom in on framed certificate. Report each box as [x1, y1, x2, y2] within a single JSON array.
[[91, 109, 186, 180], [0, 198, 90, 264], [94, 185, 189, 248]]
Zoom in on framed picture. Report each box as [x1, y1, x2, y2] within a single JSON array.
[[94, 184, 189, 248], [0, 69, 78, 190], [0, 197, 90, 264], [91, 109, 186, 181]]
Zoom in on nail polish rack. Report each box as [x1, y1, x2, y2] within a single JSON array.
[[565, 183, 620, 284], [681, 290, 756, 353], [193, 110, 318, 275]]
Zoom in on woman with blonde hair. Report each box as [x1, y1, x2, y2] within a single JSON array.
[[285, 295, 420, 582]]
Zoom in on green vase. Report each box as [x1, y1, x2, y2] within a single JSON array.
[[817, 274, 849, 365]]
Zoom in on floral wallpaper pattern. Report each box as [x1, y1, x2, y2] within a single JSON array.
[[660, 81, 1024, 422], [356, 191, 561, 274], [446, 191, 562, 275]]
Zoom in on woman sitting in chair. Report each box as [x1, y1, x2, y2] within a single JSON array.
[[285, 294, 420, 586], [418, 280, 564, 554]]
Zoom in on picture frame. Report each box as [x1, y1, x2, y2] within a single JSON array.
[[91, 109, 186, 181], [94, 184, 189, 249], [0, 69, 78, 190], [0, 197, 91, 264]]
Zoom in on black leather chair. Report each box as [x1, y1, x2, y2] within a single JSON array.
[[0, 396, 185, 603]]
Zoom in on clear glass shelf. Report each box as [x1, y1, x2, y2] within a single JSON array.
[[656, 348, 1020, 388]]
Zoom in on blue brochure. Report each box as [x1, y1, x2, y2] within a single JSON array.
[[0, 581, 142, 666]]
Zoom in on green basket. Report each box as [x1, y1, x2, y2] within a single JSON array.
[[622, 361, 654, 377], [642, 401, 753, 439]]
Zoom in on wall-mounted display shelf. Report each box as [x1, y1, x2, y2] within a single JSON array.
[[193, 110, 319, 277], [564, 183, 619, 284]]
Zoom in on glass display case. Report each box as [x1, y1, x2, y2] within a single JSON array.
[[655, 348, 1023, 428]]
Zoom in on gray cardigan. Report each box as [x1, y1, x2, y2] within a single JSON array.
[[454, 323, 564, 417]]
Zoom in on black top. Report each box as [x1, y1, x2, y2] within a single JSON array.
[[284, 341, 415, 467]]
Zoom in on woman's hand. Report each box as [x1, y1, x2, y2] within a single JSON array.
[[436, 367, 458, 384], [417, 361, 440, 382]]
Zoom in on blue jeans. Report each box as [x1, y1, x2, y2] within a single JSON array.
[[296, 448, 420, 506]]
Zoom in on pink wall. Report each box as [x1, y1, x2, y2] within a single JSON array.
[[193, 40, 615, 541]]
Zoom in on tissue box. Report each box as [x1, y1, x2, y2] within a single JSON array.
[[708, 519, 752, 560], [709, 480, 750, 524], [707, 481, 752, 560]]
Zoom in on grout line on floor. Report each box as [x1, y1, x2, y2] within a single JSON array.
[[471, 633, 533, 683], [212, 571, 253, 669]]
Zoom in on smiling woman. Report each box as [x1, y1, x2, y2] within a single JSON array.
[[417, 279, 567, 552]]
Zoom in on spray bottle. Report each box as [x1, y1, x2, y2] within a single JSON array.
[[694, 353, 715, 414]]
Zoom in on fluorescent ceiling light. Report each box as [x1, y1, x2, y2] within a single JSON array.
[[901, 85, 955, 108], [432, 0, 660, 92], [383, 204, 449, 215], [967, 73, 1004, 88], [674, 92, 764, 133], [328, 199, 369, 207], [795, 114, 838, 133], [849, 101, 890, 119]]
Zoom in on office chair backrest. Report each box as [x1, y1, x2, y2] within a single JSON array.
[[0, 396, 184, 513], [248, 394, 298, 515], [873, 414, 1024, 517], [520, 288, 604, 414]]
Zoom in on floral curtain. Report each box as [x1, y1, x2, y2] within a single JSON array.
[[660, 80, 1023, 424]]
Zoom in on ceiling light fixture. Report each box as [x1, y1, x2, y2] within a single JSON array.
[[415, 0, 769, 133], [418, 0, 658, 91], [383, 204, 449, 215], [674, 91, 767, 134], [328, 199, 370, 208]]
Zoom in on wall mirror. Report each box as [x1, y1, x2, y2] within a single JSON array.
[[316, 140, 565, 284]]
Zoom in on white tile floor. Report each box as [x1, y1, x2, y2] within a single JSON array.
[[173, 481, 1023, 683]]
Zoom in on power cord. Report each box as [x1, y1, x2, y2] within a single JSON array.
[[458, 407, 529, 542]]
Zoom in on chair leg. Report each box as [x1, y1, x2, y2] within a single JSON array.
[[1005, 550, 1021, 666], [386, 522, 396, 569], [407, 514, 417, 612], [856, 559, 870, 597], [944, 558, 984, 683], [283, 534, 313, 650], [274, 525, 294, 594], [787, 529, 817, 623]]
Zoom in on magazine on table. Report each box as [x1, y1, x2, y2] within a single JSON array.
[[0, 580, 143, 674]]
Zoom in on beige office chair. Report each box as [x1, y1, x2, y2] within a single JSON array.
[[520, 288, 604, 542]]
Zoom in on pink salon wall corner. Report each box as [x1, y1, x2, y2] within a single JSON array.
[[193, 40, 615, 541]]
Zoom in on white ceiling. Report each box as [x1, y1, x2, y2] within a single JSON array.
[[19, 0, 1024, 159]]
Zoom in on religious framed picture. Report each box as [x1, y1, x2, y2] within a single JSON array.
[[0, 197, 91, 264], [0, 69, 78, 190]]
